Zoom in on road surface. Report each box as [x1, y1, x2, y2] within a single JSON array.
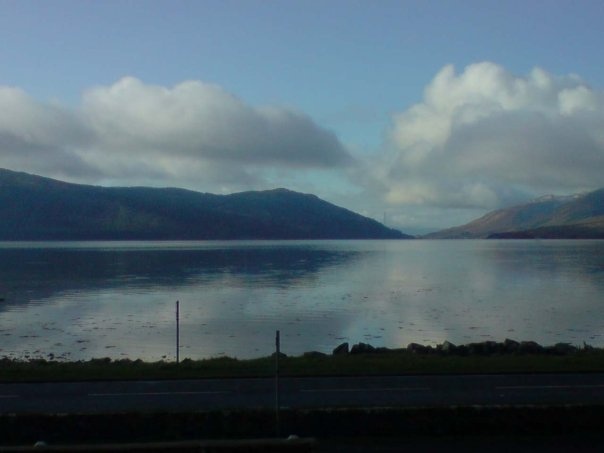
[[1, 373, 604, 414]]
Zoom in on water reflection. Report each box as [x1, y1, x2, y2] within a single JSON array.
[[0, 241, 364, 360], [0, 242, 362, 308], [351, 240, 604, 351], [1, 240, 604, 361]]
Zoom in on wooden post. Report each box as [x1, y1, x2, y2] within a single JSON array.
[[275, 330, 280, 437], [176, 300, 180, 364]]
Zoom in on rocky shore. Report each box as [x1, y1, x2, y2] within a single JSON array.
[[329, 339, 588, 356]]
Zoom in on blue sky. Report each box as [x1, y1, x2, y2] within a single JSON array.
[[1, 0, 604, 233]]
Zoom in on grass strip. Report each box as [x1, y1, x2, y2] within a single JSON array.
[[3, 349, 604, 382]]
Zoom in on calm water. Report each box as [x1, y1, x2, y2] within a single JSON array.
[[1, 240, 603, 361]]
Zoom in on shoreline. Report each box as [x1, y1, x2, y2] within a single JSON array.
[[3, 339, 604, 382]]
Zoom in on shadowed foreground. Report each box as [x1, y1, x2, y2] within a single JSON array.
[[3, 406, 604, 451]]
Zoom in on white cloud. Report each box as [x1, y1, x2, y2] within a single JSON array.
[[0, 77, 352, 191], [0, 87, 85, 146], [378, 62, 604, 211], [2, 65, 604, 233], [0, 86, 98, 179], [81, 77, 351, 168]]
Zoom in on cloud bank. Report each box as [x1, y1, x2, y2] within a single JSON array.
[[378, 62, 604, 210], [2, 64, 604, 231], [0, 77, 352, 191]]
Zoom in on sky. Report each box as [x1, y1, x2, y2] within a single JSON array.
[[1, 0, 604, 234]]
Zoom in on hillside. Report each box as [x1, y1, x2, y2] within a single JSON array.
[[489, 215, 604, 239], [426, 189, 604, 239], [0, 169, 410, 240]]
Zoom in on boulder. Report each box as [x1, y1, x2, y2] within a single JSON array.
[[332, 342, 349, 355], [485, 341, 503, 354], [407, 343, 430, 354], [438, 341, 457, 354], [583, 341, 594, 351], [350, 342, 375, 355], [503, 338, 520, 353], [518, 341, 544, 354], [455, 345, 469, 356], [303, 351, 327, 359], [467, 342, 484, 355], [550, 342, 578, 355], [467, 341, 500, 355], [374, 347, 392, 354]]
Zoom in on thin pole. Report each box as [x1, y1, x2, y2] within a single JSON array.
[[176, 300, 180, 364], [275, 330, 280, 437]]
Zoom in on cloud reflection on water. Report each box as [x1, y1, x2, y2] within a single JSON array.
[[1, 240, 604, 360], [0, 241, 363, 359]]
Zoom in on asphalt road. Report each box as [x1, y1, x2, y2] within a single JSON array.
[[2, 373, 604, 414]]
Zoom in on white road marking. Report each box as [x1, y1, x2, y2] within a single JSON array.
[[88, 391, 230, 397], [301, 387, 430, 393]]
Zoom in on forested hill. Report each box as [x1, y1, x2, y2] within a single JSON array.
[[426, 189, 604, 239], [0, 169, 411, 240]]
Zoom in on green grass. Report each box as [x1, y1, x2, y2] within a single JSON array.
[[4, 349, 604, 382]]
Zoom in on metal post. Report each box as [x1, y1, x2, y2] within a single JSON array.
[[275, 330, 280, 437], [176, 300, 180, 364]]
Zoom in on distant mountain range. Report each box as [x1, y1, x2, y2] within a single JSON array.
[[0, 169, 410, 240], [427, 189, 604, 239]]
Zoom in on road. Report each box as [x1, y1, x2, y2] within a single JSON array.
[[1, 373, 604, 414]]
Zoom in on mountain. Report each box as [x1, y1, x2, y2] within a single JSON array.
[[426, 189, 604, 239], [488, 217, 604, 239], [0, 169, 411, 240]]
